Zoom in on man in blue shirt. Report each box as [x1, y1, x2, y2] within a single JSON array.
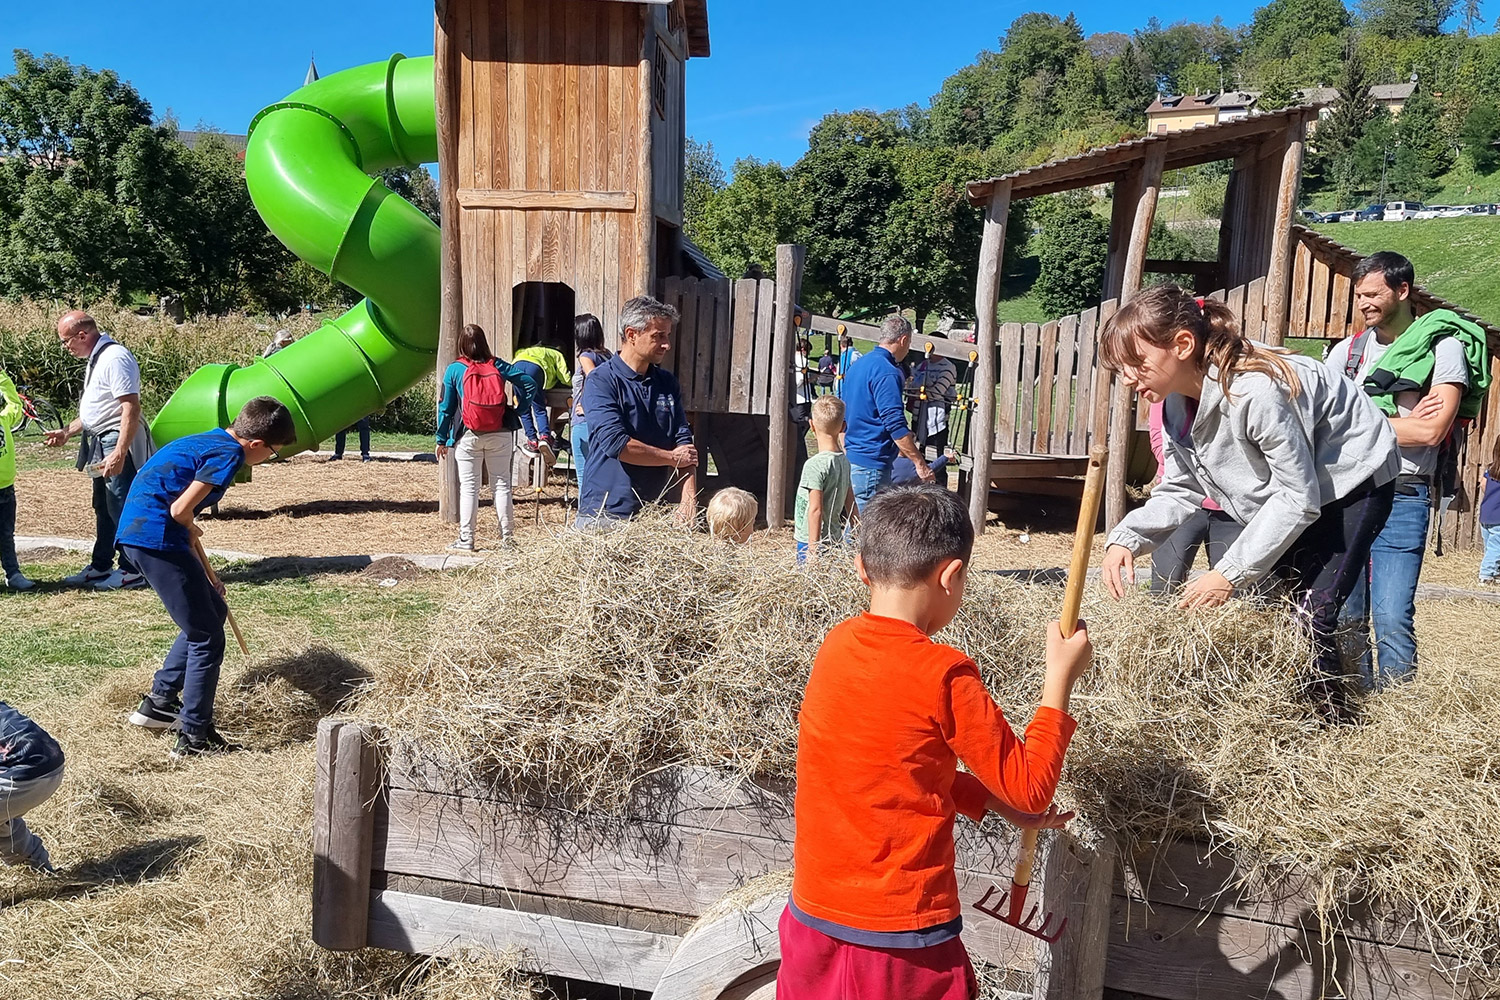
[[843, 315, 934, 510], [576, 295, 698, 526]]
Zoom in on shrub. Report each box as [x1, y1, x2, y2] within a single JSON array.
[[1033, 202, 1109, 318]]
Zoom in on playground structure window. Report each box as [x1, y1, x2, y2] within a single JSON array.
[[653, 39, 668, 120], [512, 281, 577, 363]]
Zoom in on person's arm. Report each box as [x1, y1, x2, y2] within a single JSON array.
[[805, 488, 824, 561], [0, 373, 20, 425], [169, 481, 217, 537], [574, 355, 599, 415], [676, 464, 698, 523], [874, 369, 931, 480], [552, 351, 573, 388], [1391, 384, 1463, 448], [435, 365, 460, 455], [45, 416, 83, 447], [97, 395, 141, 478], [1101, 436, 1206, 598]]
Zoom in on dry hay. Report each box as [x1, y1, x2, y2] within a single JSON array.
[[365, 517, 1500, 986]]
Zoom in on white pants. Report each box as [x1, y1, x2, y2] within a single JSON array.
[[455, 430, 515, 543], [0, 764, 63, 869]]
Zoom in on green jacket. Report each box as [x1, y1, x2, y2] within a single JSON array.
[[1361, 309, 1492, 420], [0, 371, 19, 491], [512, 345, 573, 390]]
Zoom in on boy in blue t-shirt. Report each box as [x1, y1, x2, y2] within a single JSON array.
[[120, 397, 296, 758]]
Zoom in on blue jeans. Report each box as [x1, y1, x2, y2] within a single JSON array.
[[1480, 523, 1500, 582], [333, 416, 371, 459], [91, 431, 138, 573], [0, 484, 18, 576], [849, 463, 892, 513], [572, 420, 591, 489], [1341, 484, 1428, 690], [123, 544, 228, 737], [514, 361, 551, 440]]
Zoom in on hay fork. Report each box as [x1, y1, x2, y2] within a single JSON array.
[[971, 444, 1107, 945]]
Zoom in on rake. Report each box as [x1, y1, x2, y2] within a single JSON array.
[[972, 443, 1107, 944]]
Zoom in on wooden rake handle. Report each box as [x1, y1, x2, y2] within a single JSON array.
[[191, 535, 249, 656], [1014, 444, 1110, 887]]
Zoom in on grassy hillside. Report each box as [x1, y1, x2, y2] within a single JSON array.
[[1312, 217, 1500, 327]]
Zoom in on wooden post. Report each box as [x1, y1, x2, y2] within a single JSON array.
[[312, 719, 381, 951], [1103, 163, 1144, 302], [1031, 835, 1115, 1000], [636, 8, 655, 298], [970, 182, 1012, 535], [1263, 114, 1308, 347], [765, 244, 806, 528], [1104, 144, 1165, 530], [435, 1, 464, 523]]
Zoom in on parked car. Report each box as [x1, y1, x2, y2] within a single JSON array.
[[1458, 204, 1494, 216], [1302, 209, 1329, 223], [1354, 203, 1385, 221], [1329, 210, 1360, 222], [1411, 205, 1449, 219], [1384, 200, 1425, 220]]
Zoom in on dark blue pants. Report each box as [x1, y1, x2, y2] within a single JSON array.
[[0, 485, 18, 577], [91, 431, 137, 573], [333, 417, 371, 459], [122, 544, 227, 737], [512, 361, 551, 440]]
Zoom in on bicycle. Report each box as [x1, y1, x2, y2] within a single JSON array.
[[8, 384, 63, 437]]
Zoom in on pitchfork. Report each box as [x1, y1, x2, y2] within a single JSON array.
[[972, 443, 1107, 944]]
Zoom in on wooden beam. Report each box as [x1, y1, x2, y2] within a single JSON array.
[[1032, 837, 1114, 1000], [636, 9, 655, 297], [970, 181, 1012, 535], [1262, 114, 1307, 346], [765, 244, 806, 528], [435, 1, 463, 524], [457, 188, 638, 211], [1104, 166, 1143, 301], [1108, 144, 1165, 529], [312, 720, 380, 951]]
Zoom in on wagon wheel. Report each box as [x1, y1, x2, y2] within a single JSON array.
[[652, 883, 784, 1000]]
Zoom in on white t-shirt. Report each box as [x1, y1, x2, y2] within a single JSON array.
[[79, 334, 142, 435], [1325, 330, 1469, 478]]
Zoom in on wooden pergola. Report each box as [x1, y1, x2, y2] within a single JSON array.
[[963, 106, 1320, 531]]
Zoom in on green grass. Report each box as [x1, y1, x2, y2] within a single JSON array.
[[368, 431, 434, 453], [1312, 217, 1500, 327]]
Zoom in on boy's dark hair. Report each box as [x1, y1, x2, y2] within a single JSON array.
[[1352, 251, 1415, 293], [859, 484, 974, 587], [231, 396, 296, 446], [458, 323, 493, 362], [575, 313, 606, 352]]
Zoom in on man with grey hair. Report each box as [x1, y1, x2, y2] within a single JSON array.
[[842, 313, 934, 510], [575, 295, 698, 525], [44, 310, 155, 589]]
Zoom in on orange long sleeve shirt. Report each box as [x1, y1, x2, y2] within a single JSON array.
[[791, 613, 1077, 933]]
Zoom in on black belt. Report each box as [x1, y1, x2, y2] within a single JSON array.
[[1395, 473, 1430, 496]]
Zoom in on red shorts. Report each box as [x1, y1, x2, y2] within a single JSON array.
[[776, 905, 977, 1000]]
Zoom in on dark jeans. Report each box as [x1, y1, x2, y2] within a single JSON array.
[[1150, 508, 1242, 593], [333, 417, 371, 459], [91, 433, 138, 573], [1340, 482, 1429, 690], [0, 484, 18, 577], [1266, 478, 1395, 712], [123, 544, 228, 737], [513, 361, 551, 440]]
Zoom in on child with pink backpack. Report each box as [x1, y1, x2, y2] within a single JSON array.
[[436, 324, 540, 551]]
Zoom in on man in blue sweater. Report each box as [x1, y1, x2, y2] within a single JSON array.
[[843, 315, 934, 511], [576, 295, 698, 527]]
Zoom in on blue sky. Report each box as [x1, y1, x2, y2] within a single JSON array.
[[6, 0, 1263, 171]]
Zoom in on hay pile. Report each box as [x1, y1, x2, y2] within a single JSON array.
[[367, 518, 1500, 984]]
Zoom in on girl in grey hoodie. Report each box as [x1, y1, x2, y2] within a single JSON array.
[[1099, 285, 1399, 715]]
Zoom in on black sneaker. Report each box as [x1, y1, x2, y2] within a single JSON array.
[[170, 726, 245, 758], [128, 693, 181, 730]]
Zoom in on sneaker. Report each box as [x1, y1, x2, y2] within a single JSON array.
[[328, 454, 343, 462], [61, 565, 112, 587], [117, 571, 148, 591], [536, 436, 556, 464], [446, 538, 475, 552], [5, 573, 35, 591], [499, 536, 518, 551], [518, 438, 540, 457], [88, 570, 127, 591], [170, 726, 245, 758], [129, 693, 182, 730], [361, 455, 373, 463]]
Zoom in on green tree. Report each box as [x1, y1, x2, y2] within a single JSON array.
[[928, 55, 1009, 149], [694, 157, 798, 281], [1104, 42, 1158, 124], [1313, 39, 1381, 205], [1462, 98, 1500, 172], [1257, 63, 1302, 110], [1033, 199, 1109, 318], [1248, 0, 1351, 62], [1359, 0, 1456, 37], [377, 166, 440, 225], [682, 136, 725, 244]]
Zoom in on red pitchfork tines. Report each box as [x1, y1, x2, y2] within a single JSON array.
[[972, 878, 1067, 943]]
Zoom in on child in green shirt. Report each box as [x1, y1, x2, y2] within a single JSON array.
[[0, 370, 32, 590], [512, 345, 573, 460], [795, 395, 855, 564]]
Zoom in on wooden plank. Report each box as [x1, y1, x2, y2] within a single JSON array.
[[1329, 270, 1352, 339], [1289, 240, 1313, 337], [1071, 307, 1098, 454], [678, 279, 700, 404], [659, 276, 684, 383], [1308, 257, 1331, 337], [692, 279, 720, 412], [489, 0, 508, 189], [1033, 321, 1059, 454], [312, 720, 380, 950], [1244, 276, 1265, 341], [1263, 114, 1308, 346], [635, 5, 655, 297], [989, 456, 1091, 478], [652, 886, 783, 1000], [995, 322, 1023, 455], [1050, 315, 1078, 454], [457, 188, 638, 211], [368, 889, 679, 992], [1226, 283, 1246, 331], [1033, 837, 1114, 1000], [1016, 323, 1041, 458], [435, 0, 464, 524], [803, 314, 973, 362], [549, 0, 566, 192], [562, 0, 579, 196], [376, 873, 696, 937], [1089, 299, 1119, 450], [710, 277, 732, 413], [766, 245, 807, 528], [750, 278, 776, 416], [728, 279, 757, 413], [969, 183, 1010, 533], [507, 0, 526, 196]]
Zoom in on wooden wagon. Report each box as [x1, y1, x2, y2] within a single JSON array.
[[313, 718, 1471, 999]]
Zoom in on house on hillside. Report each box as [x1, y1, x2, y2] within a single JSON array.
[[1147, 82, 1415, 134]]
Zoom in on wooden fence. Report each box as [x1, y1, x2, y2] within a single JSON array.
[[658, 276, 778, 415]]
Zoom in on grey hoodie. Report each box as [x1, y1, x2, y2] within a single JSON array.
[[1106, 352, 1399, 586]]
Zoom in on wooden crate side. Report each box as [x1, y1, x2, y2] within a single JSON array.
[[312, 719, 381, 951]]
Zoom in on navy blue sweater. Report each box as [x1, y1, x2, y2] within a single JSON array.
[[0, 702, 63, 782], [577, 354, 694, 519]]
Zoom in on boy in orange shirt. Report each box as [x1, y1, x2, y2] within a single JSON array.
[[780, 483, 1092, 999]]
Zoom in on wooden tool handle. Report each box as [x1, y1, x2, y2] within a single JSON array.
[[191, 536, 249, 656], [1013, 828, 1040, 888], [1060, 445, 1109, 638]]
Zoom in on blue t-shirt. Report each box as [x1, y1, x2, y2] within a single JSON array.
[[117, 428, 245, 552], [578, 354, 695, 519], [1482, 471, 1500, 527], [842, 346, 913, 468]]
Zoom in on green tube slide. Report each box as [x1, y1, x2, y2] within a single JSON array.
[[150, 54, 440, 454]]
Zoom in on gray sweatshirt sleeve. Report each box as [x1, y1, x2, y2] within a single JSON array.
[[1105, 435, 1205, 557], [1213, 385, 1323, 587]]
